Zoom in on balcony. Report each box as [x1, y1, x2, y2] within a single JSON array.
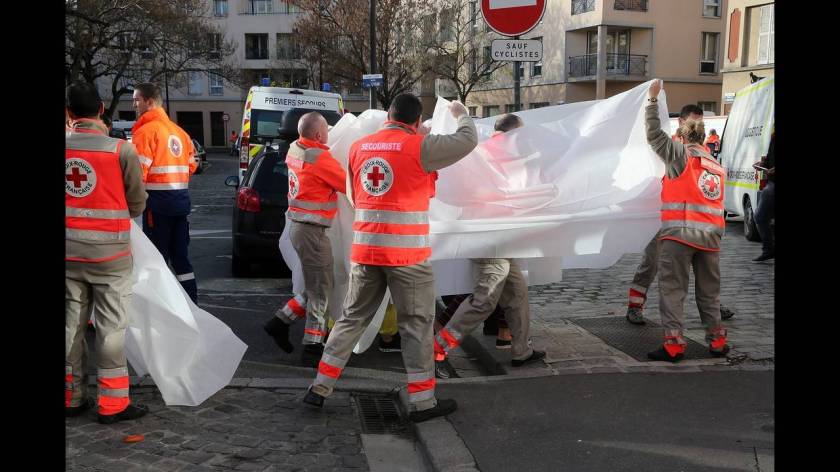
[[568, 53, 648, 78], [572, 0, 595, 15], [614, 0, 647, 11]]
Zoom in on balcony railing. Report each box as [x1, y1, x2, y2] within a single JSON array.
[[572, 0, 595, 15], [568, 53, 648, 78], [614, 0, 648, 11]]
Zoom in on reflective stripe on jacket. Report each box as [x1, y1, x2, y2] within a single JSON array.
[[349, 122, 435, 266], [660, 144, 725, 251]]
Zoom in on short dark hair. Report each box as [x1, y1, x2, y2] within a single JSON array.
[[388, 93, 422, 125], [494, 113, 523, 133], [134, 82, 163, 105], [679, 104, 704, 119], [65, 81, 102, 118]]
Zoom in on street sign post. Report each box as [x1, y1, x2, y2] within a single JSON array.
[[491, 39, 542, 62], [362, 74, 384, 89], [222, 113, 230, 122], [481, 0, 546, 112]]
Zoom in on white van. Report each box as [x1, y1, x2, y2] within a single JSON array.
[[237, 87, 344, 184], [717, 77, 774, 240]]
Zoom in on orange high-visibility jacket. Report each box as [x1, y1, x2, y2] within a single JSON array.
[[660, 144, 725, 251], [132, 107, 196, 191], [349, 122, 436, 266], [285, 137, 346, 227]]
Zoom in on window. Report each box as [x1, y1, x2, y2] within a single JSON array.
[[468, 106, 477, 116], [209, 71, 224, 95], [245, 34, 269, 59], [483, 105, 500, 118], [187, 71, 203, 95], [277, 33, 300, 59], [572, 0, 595, 15], [698, 102, 716, 114], [757, 5, 774, 65], [484, 46, 492, 64], [470, 49, 477, 76], [505, 104, 517, 113], [249, 0, 272, 14], [440, 8, 455, 42], [213, 0, 228, 17], [530, 102, 549, 109], [703, 0, 721, 18], [517, 61, 525, 79], [208, 33, 222, 58], [283, 1, 301, 14], [700, 32, 719, 74], [470, 1, 477, 31], [531, 37, 542, 76]]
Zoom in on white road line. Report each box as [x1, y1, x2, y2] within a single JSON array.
[[201, 293, 293, 297], [198, 303, 265, 313], [190, 229, 231, 235]]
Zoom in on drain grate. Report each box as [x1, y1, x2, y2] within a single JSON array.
[[353, 394, 412, 437], [572, 316, 713, 362]]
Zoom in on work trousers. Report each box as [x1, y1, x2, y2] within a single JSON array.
[[755, 181, 775, 255], [628, 232, 662, 308], [658, 240, 725, 348], [143, 210, 197, 303], [311, 261, 437, 412], [288, 220, 334, 344], [66, 257, 133, 412], [437, 259, 533, 360]]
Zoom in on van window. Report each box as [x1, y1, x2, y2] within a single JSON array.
[[251, 109, 285, 138]]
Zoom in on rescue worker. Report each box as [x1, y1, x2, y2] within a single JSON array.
[[264, 112, 346, 355], [131, 83, 199, 303], [704, 128, 720, 155], [303, 94, 477, 423], [65, 81, 149, 423], [643, 79, 730, 362], [433, 114, 545, 368], [626, 104, 734, 325]]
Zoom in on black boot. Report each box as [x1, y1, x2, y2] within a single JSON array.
[[65, 397, 94, 418], [511, 350, 546, 367], [409, 399, 457, 423], [647, 346, 684, 363], [98, 403, 149, 425], [302, 388, 325, 408], [264, 317, 293, 353]]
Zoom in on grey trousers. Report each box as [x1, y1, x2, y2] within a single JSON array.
[[437, 259, 533, 360], [289, 220, 334, 344], [311, 261, 437, 412], [658, 240, 724, 344], [65, 257, 132, 407], [628, 232, 662, 306]]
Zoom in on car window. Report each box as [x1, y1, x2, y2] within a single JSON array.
[[250, 150, 289, 194]]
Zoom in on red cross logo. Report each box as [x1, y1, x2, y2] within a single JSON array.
[[66, 167, 88, 188], [290, 179, 296, 192], [367, 166, 385, 187], [705, 176, 718, 194]]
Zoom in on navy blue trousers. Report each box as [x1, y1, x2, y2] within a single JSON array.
[[142, 210, 198, 303]]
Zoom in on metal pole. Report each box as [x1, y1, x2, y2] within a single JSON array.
[[369, 0, 376, 110], [163, 33, 171, 113], [513, 35, 520, 111]]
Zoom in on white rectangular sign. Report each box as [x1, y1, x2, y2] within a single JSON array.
[[251, 91, 339, 112], [724, 92, 736, 103], [363, 74, 384, 80], [491, 39, 543, 62], [489, 0, 537, 9]]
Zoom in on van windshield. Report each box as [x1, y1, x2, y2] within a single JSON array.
[[251, 109, 285, 138]]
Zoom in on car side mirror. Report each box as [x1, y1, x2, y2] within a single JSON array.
[[225, 176, 239, 187]]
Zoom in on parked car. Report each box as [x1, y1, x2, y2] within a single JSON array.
[[192, 139, 207, 174], [111, 120, 135, 142]]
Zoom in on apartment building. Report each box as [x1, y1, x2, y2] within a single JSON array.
[[720, 0, 774, 115], [462, 0, 729, 117]]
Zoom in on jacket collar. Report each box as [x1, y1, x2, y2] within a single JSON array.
[[297, 137, 329, 150], [133, 107, 169, 133], [71, 118, 108, 135], [382, 120, 417, 134]]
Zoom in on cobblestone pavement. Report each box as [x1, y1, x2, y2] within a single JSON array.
[[66, 387, 370, 472]]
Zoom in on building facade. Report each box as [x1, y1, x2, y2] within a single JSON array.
[[719, 0, 774, 115], [462, 0, 729, 116]]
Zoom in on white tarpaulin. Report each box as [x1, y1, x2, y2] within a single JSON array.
[[280, 80, 670, 352], [124, 221, 248, 406]]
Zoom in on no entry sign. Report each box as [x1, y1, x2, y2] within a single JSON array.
[[481, 0, 546, 37]]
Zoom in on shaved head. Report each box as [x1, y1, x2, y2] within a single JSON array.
[[298, 112, 329, 143]]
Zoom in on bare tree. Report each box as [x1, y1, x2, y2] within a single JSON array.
[[419, 0, 506, 103], [294, 0, 431, 109], [65, 0, 240, 119]]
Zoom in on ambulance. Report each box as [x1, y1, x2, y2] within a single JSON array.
[[237, 87, 344, 184], [716, 77, 774, 241]]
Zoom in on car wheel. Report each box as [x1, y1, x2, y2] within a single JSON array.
[[743, 197, 761, 242], [232, 253, 251, 277]]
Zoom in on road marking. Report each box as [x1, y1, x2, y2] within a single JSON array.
[[191, 236, 232, 239], [198, 303, 265, 313], [190, 229, 231, 235], [201, 293, 293, 297]]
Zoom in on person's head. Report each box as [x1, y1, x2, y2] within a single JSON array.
[[297, 112, 329, 144], [677, 118, 705, 145], [493, 113, 523, 134], [65, 81, 104, 120], [678, 104, 704, 125], [709, 129, 717, 136], [132, 82, 163, 116], [388, 93, 423, 127]]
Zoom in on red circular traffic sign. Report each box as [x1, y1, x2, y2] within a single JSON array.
[[481, 0, 546, 37], [222, 113, 230, 122]]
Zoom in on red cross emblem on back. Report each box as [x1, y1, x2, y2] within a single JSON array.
[[367, 166, 385, 187], [705, 176, 718, 194], [67, 167, 88, 188]]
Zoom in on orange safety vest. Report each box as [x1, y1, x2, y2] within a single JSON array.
[[132, 107, 196, 190], [65, 124, 132, 262], [349, 121, 435, 266], [285, 138, 344, 227], [660, 144, 725, 251]]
